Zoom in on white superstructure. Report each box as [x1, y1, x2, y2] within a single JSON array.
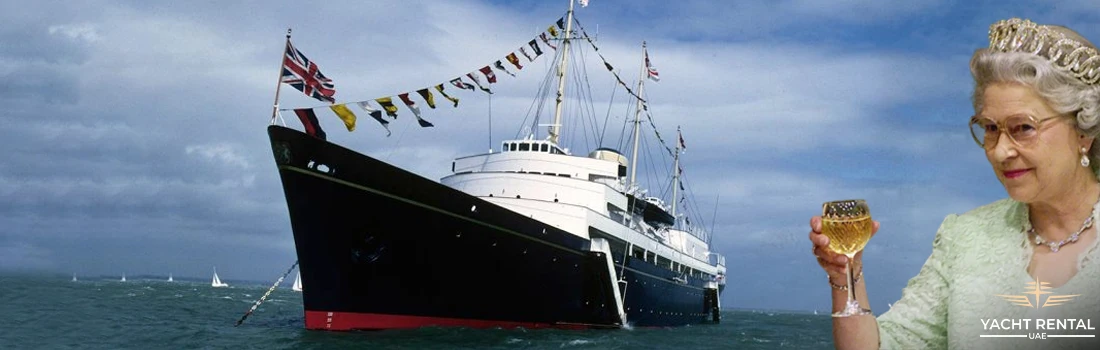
[[442, 138, 725, 283]]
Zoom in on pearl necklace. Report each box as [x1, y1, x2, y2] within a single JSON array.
[[1029, 210, 1095, 253]]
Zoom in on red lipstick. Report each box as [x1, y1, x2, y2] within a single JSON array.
[[1003, 169, 1030, 179]]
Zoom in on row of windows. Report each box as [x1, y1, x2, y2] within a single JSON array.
[[592, 229, 713, 281], [630, 245, 709, 280], [450, 168, 573, 178], [502, 141, 565, 154], [513, 170, 571, 178]]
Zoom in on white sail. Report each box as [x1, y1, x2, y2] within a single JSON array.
[[72, 273, 77, 282], [292, 271, 302, 292], [211, 267, 229, 287], [168, 273, 173, 282], [121, 273, 126, 282]]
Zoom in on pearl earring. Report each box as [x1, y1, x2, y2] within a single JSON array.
[[1082, 147, 1091, 167]]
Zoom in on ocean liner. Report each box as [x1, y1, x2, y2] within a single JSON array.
[[268, 0, 726, 331]]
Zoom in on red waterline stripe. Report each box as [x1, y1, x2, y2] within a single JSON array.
[[304, 310, 595, 331]]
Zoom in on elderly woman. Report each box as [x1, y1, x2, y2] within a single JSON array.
[[810, 18, 1100, 349]]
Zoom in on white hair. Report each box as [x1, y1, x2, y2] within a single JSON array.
[[970, 47, 1100, 165]]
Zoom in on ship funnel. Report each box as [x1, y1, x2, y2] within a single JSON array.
[[589, 148, 628, 178]]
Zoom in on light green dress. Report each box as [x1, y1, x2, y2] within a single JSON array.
[[877, 198, 1100, 349]]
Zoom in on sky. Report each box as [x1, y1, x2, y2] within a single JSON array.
[[3, 0, 1100, 313]]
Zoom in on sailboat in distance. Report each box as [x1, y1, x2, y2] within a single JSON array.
[[168, 273, 174, 282], [72, 273, 77, 282], [211, 267, 229, 288], [120, 273, 126, 282], [292, 271, 303, 292]]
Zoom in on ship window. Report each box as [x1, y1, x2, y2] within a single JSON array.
[[519, 143, 530, 151], [632, 246, 645, 260], [540, 144, 548, 152], [511, 143, 518, 151], [656, 256, 671, 269]]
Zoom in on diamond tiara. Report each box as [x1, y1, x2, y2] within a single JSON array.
[[988, 18, 1100, 85]]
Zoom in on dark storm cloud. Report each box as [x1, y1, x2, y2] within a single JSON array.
[[0, 0, 485, 278], [0, 2, 290, 256], [0, 13, 92, 105]]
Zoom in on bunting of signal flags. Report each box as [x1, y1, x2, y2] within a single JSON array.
[[572, 18, 647, 105], [280, 16, 568, 137]]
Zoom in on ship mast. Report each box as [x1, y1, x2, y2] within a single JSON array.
[[548, 0, 577, 145], [670, 127, 681, 223], [628, 42, 648, 191]]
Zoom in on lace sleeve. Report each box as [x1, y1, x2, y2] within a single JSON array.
[[876, 214, 958, 349]]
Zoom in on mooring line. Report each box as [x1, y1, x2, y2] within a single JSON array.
[[234, 260, 299, 327]]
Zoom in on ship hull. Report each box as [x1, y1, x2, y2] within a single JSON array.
[[268, 125, 716, 330]]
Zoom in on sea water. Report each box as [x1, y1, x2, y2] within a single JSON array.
[[0, 273, 834, 349]]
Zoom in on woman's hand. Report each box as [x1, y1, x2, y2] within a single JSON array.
[[809, 216, 879, 280]]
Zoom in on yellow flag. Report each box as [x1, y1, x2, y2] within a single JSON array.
[[376, 97, 399, 118], [329, 104, 357, 132], [416, 88, 437, 109], [548, 25, 559, 37]]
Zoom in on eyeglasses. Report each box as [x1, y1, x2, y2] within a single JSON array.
[[968, 113, 1065, 149]]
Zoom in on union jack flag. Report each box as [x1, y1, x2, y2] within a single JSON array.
[[281, 40, 336, 103], [645, 47, 659, 82]]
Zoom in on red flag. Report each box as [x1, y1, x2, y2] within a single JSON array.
[[293, 108, 326, 140], [479, 66, 497, 84]]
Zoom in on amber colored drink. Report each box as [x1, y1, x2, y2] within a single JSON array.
[[822, 199, 873, 317], [822, 216, 873, 257]]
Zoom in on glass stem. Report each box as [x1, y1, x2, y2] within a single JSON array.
[[845, 257, 856, 304]]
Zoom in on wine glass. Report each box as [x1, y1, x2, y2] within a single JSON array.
[[822, 199, 874, 317]]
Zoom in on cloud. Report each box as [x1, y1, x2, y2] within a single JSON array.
[[186, 143, 252, 169], [48, 23, 101, 43]]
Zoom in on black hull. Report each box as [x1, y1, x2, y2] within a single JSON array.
[[268, 125, 719, 330]]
